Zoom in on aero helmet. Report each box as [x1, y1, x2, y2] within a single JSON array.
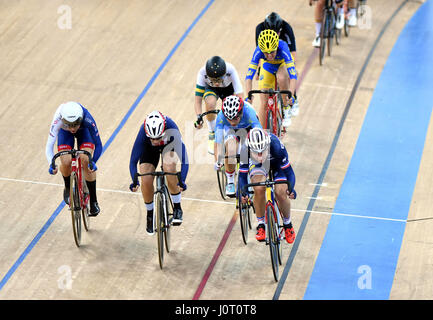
[[60, 101, 83, 127], [144, 111, 166, 139], [264, 12, 283, 32], [247, 127, 271, 153], [222, 95, 244, 120], [205, 56, 226, 78], [258, 29, 279, 53]]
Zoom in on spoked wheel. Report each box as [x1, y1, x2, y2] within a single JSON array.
[[327, 12, 334, 56], [70, 173, 82, 247], [266, 108, 274, 135], [275, 205, 284, 266], [266, 204, 279, 282], [82, 180, 90, 232], [155, 192, 165, 269], [216, 166, 227, 200], [335, 13, 342, 45], [238, 198, 249, 245], [319, 16, 327, 65], [344, 17, 350, 37], [163, 191, 172, 253]]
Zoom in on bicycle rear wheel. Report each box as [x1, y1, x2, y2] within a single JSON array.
[[163, 188, 172, 253], [217, 166, 227, 200], [155, 192, 165, 269], [81, 179, 90, 232], [319, 14, 327, 65], [266, 204, 279, 282], [327, 11, 334, 56], [70, 173, 82, 247]]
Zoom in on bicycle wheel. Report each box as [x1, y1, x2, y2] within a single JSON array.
[[81, 178, 90, 232], [70, 173, 82, 247], [275, 205, 284, 266], [155, 192, 165, 269], [335, 11, 341, 45], [344, 16, 350, 37], [163, 188, 172, 253], [266, 204, 279, 282], [319, 13, 327, 65], [266, 108, 274, 135], [217, 165, 227, 200], [238, 195, 249, 245], [327, 11, 334, 56]]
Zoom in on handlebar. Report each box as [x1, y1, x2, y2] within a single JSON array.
[[135, 171, 182, 184], [241, 180, 293, 194], [51, 149, 94, 171], [248, 89, 292, 100], [194, 109, 220, 128]]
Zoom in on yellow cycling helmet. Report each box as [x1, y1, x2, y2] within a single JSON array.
[[258, 29, 279, 53]]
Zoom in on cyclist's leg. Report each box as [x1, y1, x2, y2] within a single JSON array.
[[313, 0, 326, 46], [162, 150, 183, 225], [57, 129, 74, 204], [77, 128, 100, 215], [139, 147, 159, 234], [249, 166, 267, 241], [273, 171, 296, 243], [257, 65, 276, 129], [223, 134, 238, 196], [203, 90, 218, 155]]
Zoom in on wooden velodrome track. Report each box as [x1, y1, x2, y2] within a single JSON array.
[[0, 0, 430, 301]]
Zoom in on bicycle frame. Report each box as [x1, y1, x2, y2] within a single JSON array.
[[248, 89, 292, 137], [51, 149, 93, 247]]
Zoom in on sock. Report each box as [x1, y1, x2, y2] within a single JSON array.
[[257, 216, 265, 226], [207, 119, 216, 133], [171, 192, 182, 209], [145, 201, 154, 216], [315, 22, 322, 36], [86, 180, 97, 203], [63, 175, 70, 190], [225, 170, 235, 184], [283, 217, 292, 228]]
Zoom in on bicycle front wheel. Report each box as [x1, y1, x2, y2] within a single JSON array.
[[319, 15, 327, 65], [163, 189, 172, 253], [266, 204, 279, 282], [238, 198, 249, 245], [327, 11, 334, 56], [70, 173, 82, 247], [217, 166, 227, 200], [155, 192, 165, 269]]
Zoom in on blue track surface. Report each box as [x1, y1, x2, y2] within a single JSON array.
[[304, 0, 433, 299]]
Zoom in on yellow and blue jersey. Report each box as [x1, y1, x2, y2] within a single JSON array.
[[245, 40, 297, 81]]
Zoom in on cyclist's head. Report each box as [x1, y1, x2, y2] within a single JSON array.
[[60, 101, 83, 128], [144, 110, 166, 139], [247, 127, 271, 153], [264, 12, 283, 33], [205, 56, 226, 79], [258, 29, 279, 53], [222, 95, 244, 121]]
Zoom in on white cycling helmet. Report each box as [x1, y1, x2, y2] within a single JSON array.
[[60, 101, 83, 127], [247, 127, 271, 153], [222, 95, 244, 120], [144, 110, 166, 139]]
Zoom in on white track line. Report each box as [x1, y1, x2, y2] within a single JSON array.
[[0, 176, 406, 223]]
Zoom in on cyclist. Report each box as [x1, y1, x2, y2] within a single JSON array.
[[46, 101, 102, 216], [310, 0, 345, 47], [245, 29, 298, 130], [238, 127, 297, 243], [255, 12, 296, 61], [214, 95, 261, 197], [129, 111, 189, 235], [255, 12, 299, 118], [194, 56, 244, 155]]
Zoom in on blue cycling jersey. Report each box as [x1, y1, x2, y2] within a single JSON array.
[[238, 133, 295, 194], [215, 102, 262, 144], [129, 116, 189, 184]]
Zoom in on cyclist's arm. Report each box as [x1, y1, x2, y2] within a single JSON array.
[[282, 21, 296, 55], [45, 112, 62, 165], [83, 112, 103, 163], [281, 43, 298, 81], [227, 63, 244, 97], [129, 127, 146, 183]]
